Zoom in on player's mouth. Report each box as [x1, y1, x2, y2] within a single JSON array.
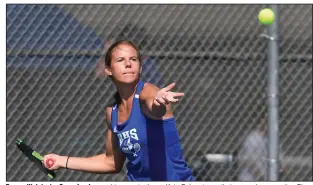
[[123, 72, 135, 75]]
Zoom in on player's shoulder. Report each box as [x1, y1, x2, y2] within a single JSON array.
[[106, 106, 112, 117]]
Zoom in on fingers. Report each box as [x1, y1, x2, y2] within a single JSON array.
[[43, 154, 56, 170], [43, 155, 51, 169], [155, 95, 179, 105], [155, 97, 166, 105], [162, 95, 171, 104], [172, 92, 185, 97], [154, 83, 184, 106], [163, 83, 176, 92], [46, 158, 55, 168], [165, 97, 179, 104], [153, 100, 160, 106], [164, 92, 184, 102]]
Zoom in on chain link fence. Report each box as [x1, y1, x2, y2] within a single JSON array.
[[6, 4, 312, 181]]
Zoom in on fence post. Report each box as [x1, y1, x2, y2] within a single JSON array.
[[267, 4, 280, 181]]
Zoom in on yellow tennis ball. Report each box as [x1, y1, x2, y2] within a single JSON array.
[[258, 8, 275, 25]]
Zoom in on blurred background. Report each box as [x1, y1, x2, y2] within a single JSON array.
[[6, 4, 312, 181]]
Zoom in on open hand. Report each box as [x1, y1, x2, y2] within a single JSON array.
[[153, 83, 185, 106]]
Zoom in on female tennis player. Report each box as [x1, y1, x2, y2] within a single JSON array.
[[42, 40, 195, 181]]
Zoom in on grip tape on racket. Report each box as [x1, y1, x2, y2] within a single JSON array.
[[15, 139, 56, 179]]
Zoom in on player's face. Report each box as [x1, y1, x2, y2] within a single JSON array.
[[107, 43, 141, 84]]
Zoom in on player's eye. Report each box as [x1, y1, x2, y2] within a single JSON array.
[[131, 58, 138, 62], [117, 58, 124, 62]]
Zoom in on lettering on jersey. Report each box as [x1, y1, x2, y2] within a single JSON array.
[[117, 128, 140, 157]]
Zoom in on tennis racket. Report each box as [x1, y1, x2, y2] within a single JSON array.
[[15, 139, 56, 179]]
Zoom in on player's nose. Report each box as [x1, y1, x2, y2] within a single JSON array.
[[125, 59, 132, 67]]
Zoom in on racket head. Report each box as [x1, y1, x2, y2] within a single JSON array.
[[15, 139, 56, 179]]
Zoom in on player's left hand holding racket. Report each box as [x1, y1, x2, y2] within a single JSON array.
[[15, 139, 56, 179]]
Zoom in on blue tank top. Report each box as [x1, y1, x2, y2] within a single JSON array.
[[110, 81, 194, 181]]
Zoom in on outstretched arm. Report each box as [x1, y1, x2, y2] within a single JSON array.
[[139, 82, 184, 118], [43, 107, 125, 174]]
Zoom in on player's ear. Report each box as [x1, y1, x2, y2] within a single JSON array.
[[104, 66, 112, 76]]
